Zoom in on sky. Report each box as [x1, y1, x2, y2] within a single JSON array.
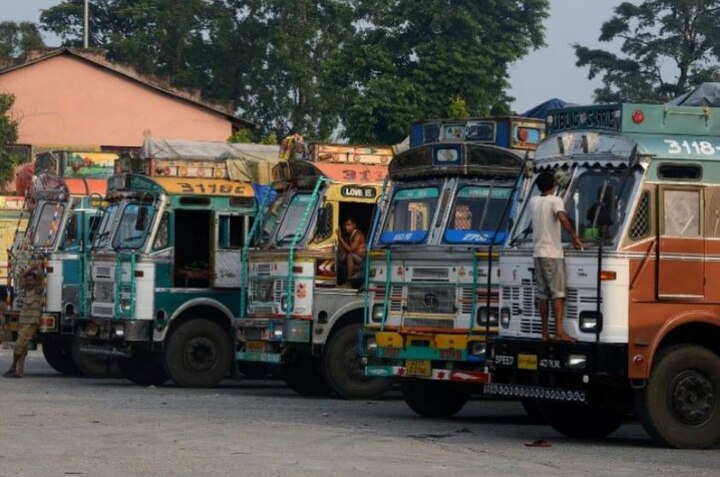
[[1, 0, 623, 113]]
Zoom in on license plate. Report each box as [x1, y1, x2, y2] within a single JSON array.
[[245, 341, 267, 353], [406, 360, 432, 377], [518, 354, 538, 370]]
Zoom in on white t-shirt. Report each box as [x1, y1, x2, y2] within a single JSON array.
[[529, 194, 566, 258]]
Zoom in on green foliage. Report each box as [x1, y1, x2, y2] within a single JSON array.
[[334, 0, 549, 143], [39, 0, 549, 144], [574, 1, 720, 103], [0, 94, 20, 186], [228, 128, 253, 143], [448, 96, 470, 119], [0, 21, 45, 58], [260, 132, 278, 145]]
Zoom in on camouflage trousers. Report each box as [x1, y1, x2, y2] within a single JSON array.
[[14, 323, 38, 357]]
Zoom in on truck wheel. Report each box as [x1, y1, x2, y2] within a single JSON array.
[[283, 349, 332, 395], [71, 333, 122, 378], [324, 323, 394, 399], [400, 380, 469, 417], [120, 349, 169, 386], [42, 339, 80, 375], [636, 344, 720, 449], [163, 319, 233, 388], [538, 400, 625, 439], [521, 399, 547, 424]]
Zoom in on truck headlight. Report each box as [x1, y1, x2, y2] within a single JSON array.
[[500, 307, 511, 328], [579, 311, 601, 333], [567, 354, 587, 369], [469, 341, 486, 357], [477, 307, 499, 326], [371, 304, 384, 323]]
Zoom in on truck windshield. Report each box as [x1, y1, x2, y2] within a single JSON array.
[[93, 204, 118, 249], [444, 186, 512, 244], [511, 168, 639, 246], [274, 193, 313, 244], [32, 202, 66, 247], [380, 187, 439, 244], [256, 193, 289, 246], [113, 203, 156, 250]]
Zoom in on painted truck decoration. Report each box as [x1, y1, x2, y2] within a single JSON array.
[[76, 141, 277, 388], [489, 102, 720, 449], [236, 143, 394, 399], [360, 116, 544, 417]]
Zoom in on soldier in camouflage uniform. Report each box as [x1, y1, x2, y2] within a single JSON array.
[[3, 265, 44, 378]]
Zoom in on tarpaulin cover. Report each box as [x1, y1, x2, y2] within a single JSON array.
[[522, 98, 569, 119], [140, 139, 280, 185], [667, 82, 720, 107]]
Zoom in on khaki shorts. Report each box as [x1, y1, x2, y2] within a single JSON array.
[[534, 257, 566, 300], [14, 323, 38, 357]]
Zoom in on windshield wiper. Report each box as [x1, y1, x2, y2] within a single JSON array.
[[509, 225, 532, 246], [276, 232, 302, 243]]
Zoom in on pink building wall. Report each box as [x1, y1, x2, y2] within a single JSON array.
[[0, 54, 234, 147]]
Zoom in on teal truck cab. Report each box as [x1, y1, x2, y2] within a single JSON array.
[[77, 141, 276, 387], [361, 117, 543, 416], [3, 169, 108, 376]]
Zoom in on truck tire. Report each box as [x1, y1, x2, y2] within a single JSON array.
[[163, 319, 233, 388], [521, 399, 547, 424], [324, 323, 394, 399], [120, 349, 169, 386], [636, 344, 720, 449], [42, 339, 80, 376], [283, 349, 332, 395], [538, 400, 625, 439], [71, 333, 121, 378], [400, 380, 469, 417]]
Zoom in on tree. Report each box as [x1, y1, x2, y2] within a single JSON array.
[[574, 1, 720, 103], [0, 21, 45, 58], [0, 94, 20, 186], [41, 0, 213, 89], [333, 0, 550, 144]]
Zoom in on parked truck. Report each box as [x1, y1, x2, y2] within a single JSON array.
[[76, 140, 277, 387], [490, 101, 720, 448], [360, 117, 544, 415], [236, 144, 395, 398], [2, 150, 117, 375]]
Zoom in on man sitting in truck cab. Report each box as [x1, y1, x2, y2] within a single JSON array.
[[336, 217, 366, 286]]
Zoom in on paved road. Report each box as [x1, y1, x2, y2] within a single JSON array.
[[0, 349, 718, 477]]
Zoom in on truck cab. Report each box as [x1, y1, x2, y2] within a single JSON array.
[[236, 144, 394, 398], [3, 160, 110, 376], [490, 102, 720, 448], [361, 117, 544, 416], [76, 142, 272, 388]]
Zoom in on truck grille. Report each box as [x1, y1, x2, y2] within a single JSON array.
[[406, 286, 456, 314], [250, 278, 288, 304]]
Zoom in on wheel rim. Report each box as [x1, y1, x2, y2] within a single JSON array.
[[184, 337, 217, 372], [668, 370, 716, 425]]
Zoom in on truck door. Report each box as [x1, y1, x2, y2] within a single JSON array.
[[214, 213, 247, 288], [657, 186, 704, 299]]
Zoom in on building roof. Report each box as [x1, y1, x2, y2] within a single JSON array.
[[0, 47, 256, 130]]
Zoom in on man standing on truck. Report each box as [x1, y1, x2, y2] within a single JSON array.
[[336, 217, 366, 285], [3, 264, 44, 378], [528, 172, 582, 342]]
